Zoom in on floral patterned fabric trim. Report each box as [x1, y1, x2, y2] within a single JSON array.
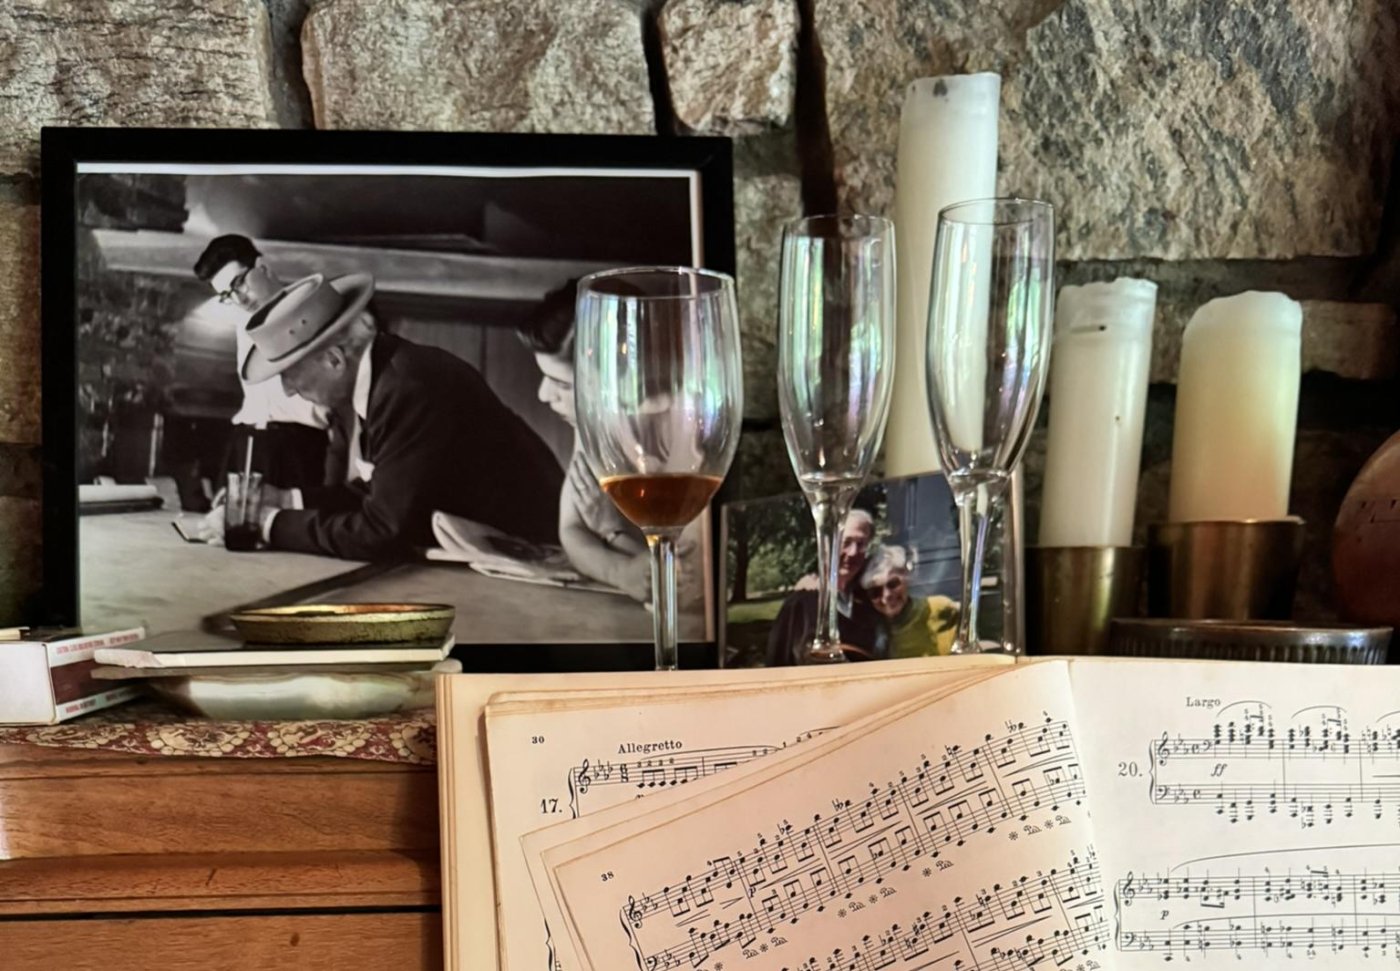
[[0, 701, 437, 764]]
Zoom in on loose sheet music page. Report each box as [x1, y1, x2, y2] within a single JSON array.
[[437, 656, 1010, 970], [524, 681, 989, 971], [486, 661, 1003, 971], [543, 662, 1107, 971], [1069, 659, 1400, 967]]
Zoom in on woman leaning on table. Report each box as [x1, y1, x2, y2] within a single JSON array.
[[859, 544, 959, 658], [517, 280, 654, 602]]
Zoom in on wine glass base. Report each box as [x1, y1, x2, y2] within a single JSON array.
[[803, 642, 850, 665], [949, 638, 1020, 656]]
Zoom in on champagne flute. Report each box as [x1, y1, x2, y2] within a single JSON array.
[[778, 214, 896, 664], [573, 266, 743, 671], [925, 198, 1054, 654]]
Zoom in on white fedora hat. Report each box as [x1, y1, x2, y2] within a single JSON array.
[[241, 272, 375, 384]]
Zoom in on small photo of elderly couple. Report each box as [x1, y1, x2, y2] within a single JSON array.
[[721, 474, 974, 667], [74, 163, 707, 644]]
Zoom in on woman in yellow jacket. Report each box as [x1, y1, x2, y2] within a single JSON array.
[[859, 544, 959, 657]]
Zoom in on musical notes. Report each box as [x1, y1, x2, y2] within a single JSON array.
[[1148, 704, 1400, 829], [1115, 849, 1400, 961], [567, 744, 822, 816], [718, 848, 1105, 971], [488, 665, 1012, 971], [618, 715, 1087, 971]]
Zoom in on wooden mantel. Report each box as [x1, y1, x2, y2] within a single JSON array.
[[0, 742, 443, 969]]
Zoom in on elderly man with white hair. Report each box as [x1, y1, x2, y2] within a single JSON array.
[[765, 508, 889, 665]]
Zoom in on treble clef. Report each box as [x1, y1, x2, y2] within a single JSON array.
[[1120, 871, 1137, 908], [1155, 732, 1170, 767], [625, 894, 644, 928], [567, 759, 593, 817]]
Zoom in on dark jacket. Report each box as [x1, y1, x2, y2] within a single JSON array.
[[269, 332, 564, 560], [764, 589, 890, 666]]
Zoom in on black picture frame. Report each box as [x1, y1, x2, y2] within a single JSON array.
[[40, 127, 735, 670]]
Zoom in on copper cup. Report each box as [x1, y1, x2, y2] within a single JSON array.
[[1147, 518, 1306, 620], [1025, 546, 1145, 655]]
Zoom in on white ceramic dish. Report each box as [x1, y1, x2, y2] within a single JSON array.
[[145, 659, 461, 720]]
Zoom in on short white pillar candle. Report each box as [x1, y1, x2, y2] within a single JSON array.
[[1168, 291, 1302, 522], [1039, 278, 1157, 548]]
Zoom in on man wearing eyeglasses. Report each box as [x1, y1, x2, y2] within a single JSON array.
[[193, 235, 333, 493], [764, 508, 890, 665]]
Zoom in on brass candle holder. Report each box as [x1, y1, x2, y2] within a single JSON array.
[[1025, 546, 1145, 655], [1147, 518, 1306, 620]]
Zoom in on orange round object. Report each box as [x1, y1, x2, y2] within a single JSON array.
[[1334, 430, 1400, 625]]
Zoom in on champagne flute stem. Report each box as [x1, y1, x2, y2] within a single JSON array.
[[646, 533, 679, 671], [953, 483, 994, 653], [808, 494, 851, 663]]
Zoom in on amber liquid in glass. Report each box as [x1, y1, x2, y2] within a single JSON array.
[[600, 473, 722, 530]]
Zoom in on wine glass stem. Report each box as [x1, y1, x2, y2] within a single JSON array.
[[647, 533, 679, 671], [809, 495, 852, 663], [954, 483, 994, 653]]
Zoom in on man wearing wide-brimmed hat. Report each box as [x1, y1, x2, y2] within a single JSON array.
[[228, 271, 564, 561], [192, 234, 333, 493]]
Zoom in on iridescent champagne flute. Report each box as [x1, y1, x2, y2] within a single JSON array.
[[925, 198, 1054, 654], [778, 214, 896, 663]]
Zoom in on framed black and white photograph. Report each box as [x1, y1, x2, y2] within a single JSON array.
[[41, 128, 734, 663], [720, 472, 971, 667]]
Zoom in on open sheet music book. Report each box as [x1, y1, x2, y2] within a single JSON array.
[[439, 656, 1400, 971]]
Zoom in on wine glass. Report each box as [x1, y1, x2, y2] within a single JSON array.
[[925, 198, 1054, 654], [777, 214, 896, 664], [573, 266, 743, 671]]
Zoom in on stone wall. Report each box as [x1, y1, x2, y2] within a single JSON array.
[[0, 0, 1396, 621]]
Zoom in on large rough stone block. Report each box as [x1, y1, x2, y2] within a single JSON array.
[[734, 427, 796, 500], [735, 168, 802, 422], [303, 0, 653, 134], [1299, 302, 1399, 381], [0, 201, 42, 445], [814, 0, 1034, 217], [0, 496, 42, 626], [1002, 0, 1400, 259], [817, 0, 1400, 260], [660, 0, 799, 135], [0, 1, 276, 173]]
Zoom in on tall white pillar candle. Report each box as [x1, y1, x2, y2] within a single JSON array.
[[1168, 291, 1302, 522], [885, 73, 1000, 476], [1039, 278, 1156, 548]]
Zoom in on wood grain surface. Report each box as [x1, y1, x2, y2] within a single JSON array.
[[2, 911, 442, 969], [0, 743, 438, 859], [0, 742, 444, 968], [0, 849, 438, 915]]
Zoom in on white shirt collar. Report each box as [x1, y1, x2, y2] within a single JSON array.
[[352, 341, 374, 421]]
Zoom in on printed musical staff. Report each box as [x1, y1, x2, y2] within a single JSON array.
[[567, 744, 821, 816], [1115, 851, 1400, 961], [1148, 704, 1400, 828], [618, 716, 1087, 971], [774, 849, 1105, 971]]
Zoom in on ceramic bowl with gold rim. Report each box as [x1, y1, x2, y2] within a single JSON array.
[[228, 603, 456, 646]]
